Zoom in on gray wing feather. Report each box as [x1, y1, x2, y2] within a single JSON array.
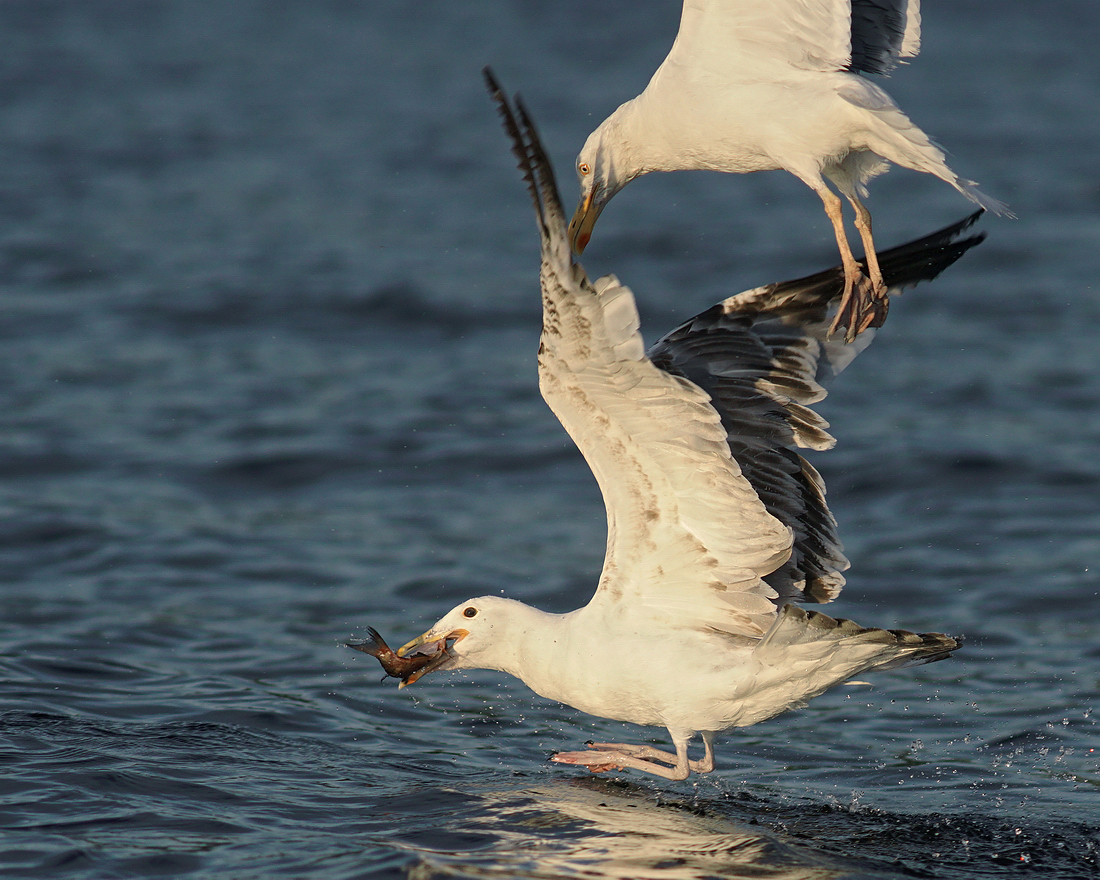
[[648, 211, 984, 604], [850, 0, 921, 74]]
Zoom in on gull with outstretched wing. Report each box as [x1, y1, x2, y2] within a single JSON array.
[[363, 72, 978, 781]]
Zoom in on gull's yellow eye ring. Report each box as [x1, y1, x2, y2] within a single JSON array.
[[578, 162, 591, 176]]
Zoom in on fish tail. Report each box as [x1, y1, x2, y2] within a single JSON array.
[[346, 627, 388, 658]]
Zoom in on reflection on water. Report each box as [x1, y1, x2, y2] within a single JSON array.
[[396, 779, 896, 880]]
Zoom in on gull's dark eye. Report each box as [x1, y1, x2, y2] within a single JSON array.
[[578, 162, 591, 176], [463, 606, 478, 619]]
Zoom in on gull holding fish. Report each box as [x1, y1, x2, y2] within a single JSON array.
[[349, 72, 978, 781], [568, 0, 1008, 340]]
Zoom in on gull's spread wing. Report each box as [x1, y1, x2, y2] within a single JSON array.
[[648, 210, 983, 606], [666, 0, 920, 77], [485, 70, 980, 639]]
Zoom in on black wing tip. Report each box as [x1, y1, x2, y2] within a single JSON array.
[[875, 211, 986, 289], [902, 208, 983, 247], [482, 67, 539, 216], [757, 211, 986, 320], [482, 66, 506, 111], [481, 66, 565, 248]]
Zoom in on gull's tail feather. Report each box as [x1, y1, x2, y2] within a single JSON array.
[[726, 604, 959, 727], [954, 178, 1014, 219], [757, 604, 960, 671]]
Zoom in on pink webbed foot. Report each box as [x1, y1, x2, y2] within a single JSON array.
[[551, 749, 623, 774], [551, 742, 696, 781]]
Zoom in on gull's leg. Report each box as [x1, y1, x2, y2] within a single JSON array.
[[552, 734, 693, 781], [584, 738, 717, 774], [809, 184, 870, 343], [843, 192, 888, 334], [696, 731, 717, 774]]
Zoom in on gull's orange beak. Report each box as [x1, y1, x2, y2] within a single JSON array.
[[568, 186, 603, 255], [396, 628, 468, 689]]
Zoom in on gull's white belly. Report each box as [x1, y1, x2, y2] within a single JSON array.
[[520, 621, 759, 732]]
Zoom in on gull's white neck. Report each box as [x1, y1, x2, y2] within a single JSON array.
[[597, 97, 672, 181], [602, 75, 780, 178], [460, 600, 581, 705]]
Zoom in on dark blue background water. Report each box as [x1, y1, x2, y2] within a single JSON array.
[[1, 1, 1097, 877]]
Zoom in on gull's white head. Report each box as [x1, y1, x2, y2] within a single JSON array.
[[397, 596, 531, 685], [568, 104, 642, 255]]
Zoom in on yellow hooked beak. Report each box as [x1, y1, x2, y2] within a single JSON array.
[[396, 628, 468, 689], [568, 185, 603, 255]]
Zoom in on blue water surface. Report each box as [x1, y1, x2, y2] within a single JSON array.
[[0, 1, 1097, 877]]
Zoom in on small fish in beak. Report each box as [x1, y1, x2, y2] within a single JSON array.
[[346, 626, 449, 688]]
